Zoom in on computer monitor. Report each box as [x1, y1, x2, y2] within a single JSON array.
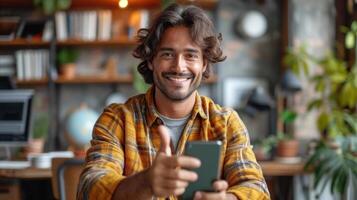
[[0, 90, 33, 146]]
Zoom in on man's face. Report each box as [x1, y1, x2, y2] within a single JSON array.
[[150, 26, 207, 102]]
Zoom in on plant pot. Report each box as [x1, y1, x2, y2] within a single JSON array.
[[60, 63, 76, 79], [254, 146, 271, 161], [24, 138, 45, 155], [276, 140, 299, 157]]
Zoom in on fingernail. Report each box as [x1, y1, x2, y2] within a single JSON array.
[[194, 191, 202, 199]]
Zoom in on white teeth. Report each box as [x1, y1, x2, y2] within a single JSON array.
[[167, 77, 189, 81]]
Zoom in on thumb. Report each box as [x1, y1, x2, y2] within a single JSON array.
[[157, 125, 172, 156]]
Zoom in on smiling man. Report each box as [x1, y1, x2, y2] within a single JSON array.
[[78, 3, 270, 200]]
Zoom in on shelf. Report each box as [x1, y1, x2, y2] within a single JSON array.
[[56, 38, 137, 47], [55, 75, 133, 84], [15, 78, 49, 86], [0, 39, 50, 48], [70, 0, 160, 9]]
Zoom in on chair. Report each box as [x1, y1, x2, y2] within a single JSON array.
[[51, 158, 85, 200]]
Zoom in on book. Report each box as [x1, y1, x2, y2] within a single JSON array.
[[55, 12, 68, 41]]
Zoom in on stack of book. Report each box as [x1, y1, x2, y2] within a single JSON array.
[[55, 9, 149, 41], [15, 50, 49, 80], [55, 10, 112, 41]]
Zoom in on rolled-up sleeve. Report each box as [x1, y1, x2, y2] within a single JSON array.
[[77, 105, 126, 200], [224, 111, 270, 200]]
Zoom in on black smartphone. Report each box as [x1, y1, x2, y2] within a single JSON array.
[[181, 141, 222, 200]]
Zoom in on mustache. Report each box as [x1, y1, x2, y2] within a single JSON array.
[[162, 72, 193, 78]]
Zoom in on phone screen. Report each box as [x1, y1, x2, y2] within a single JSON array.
[[181, 141, 222, 200]]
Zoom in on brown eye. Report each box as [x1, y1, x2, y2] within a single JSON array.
[[161, 52, 174, 59], [186, 53, 198, 60]]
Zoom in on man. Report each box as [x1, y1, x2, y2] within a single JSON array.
[[78, 3, 270, 200]]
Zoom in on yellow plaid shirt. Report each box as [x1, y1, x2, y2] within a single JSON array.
[[78, 87, 270, 200]]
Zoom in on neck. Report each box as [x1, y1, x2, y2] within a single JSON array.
[[154, 87, 196, 119]]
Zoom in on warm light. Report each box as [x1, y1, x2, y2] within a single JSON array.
[[118, 0, 128, 8]]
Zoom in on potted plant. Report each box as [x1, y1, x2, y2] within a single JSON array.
[[283, 21, 357, 199], [24, 114, 49, 154], [253, 134, 277, 161], [254, 109, 300, 160], [275, 109, 300, 158], [33, 0, 71, 15], [57, 48, 78, 79]]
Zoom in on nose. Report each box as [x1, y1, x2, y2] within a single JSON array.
[[172, 54, 186, 72]]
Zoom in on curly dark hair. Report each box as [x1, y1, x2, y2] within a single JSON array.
[[132, 3, 226, 84]]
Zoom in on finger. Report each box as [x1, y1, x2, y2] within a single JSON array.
[[194, 191, 226, 200], [158, 125, 172, 156], [161, 179, 189, 189], [212, 180, 229, 192], [164, 168, 198, 182], [160, 155, 201, 169]]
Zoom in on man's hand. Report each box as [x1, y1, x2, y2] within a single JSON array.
[[193, 180, 237, 200], [147, 125, 201, 198]]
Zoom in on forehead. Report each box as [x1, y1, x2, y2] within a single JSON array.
[[157, 26, 201, 51]]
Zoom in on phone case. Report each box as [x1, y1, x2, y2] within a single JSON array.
[[180, 141, 222, 200]]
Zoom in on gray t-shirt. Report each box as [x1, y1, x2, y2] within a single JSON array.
[[157, 112, 190, 150]]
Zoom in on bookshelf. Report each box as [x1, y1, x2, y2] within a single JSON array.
[[0, 39, 50, 48], [56, 38, 137, 47], [15, 78, 49, 86], [0, 0, 219, 150]]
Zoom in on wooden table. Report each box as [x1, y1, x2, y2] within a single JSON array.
[[0, 160, 306, 179], [0, 160, 306, 200], [259, 161, 306, 176], [0, 167, 51, 179]]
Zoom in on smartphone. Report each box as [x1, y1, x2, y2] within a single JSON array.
[[181, 141, 222, 200]]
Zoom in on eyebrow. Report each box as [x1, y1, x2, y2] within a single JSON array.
[[158, 47, 200, 54]]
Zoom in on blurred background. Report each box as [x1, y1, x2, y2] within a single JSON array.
[[0, 0, 356, 199]]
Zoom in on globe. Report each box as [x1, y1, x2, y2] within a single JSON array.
[[66, 106, 99, 148]]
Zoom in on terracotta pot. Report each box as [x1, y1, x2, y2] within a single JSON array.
[[254, 146, 271, 161], [60, 63, 76, 79], [277, 140, 299, 157], [24, 138, 45, 155]]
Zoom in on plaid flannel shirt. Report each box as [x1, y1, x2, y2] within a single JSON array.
[[77, 87, 270, 200]]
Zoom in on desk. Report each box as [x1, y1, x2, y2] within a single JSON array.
[[0, 161, 306, 200], [0, 161, 306, 179], [0, 167, 51, 179], [259, 161, 306, 176], [0, 165, 53, 200]]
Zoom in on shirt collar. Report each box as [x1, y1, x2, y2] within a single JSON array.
[[145, 86, 207, 127]]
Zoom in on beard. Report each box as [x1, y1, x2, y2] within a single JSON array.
[[153, 71, 202, 101]]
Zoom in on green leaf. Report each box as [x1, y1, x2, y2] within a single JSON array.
[[315, 80, 325, 92], [330, 73, 347, 83], [33, 0, 41, 6], [340, 26, 349, 33], [280, 110, 297, 124], [307, 99, 323, 111], [42, 0, 55, 14], [351, 21, 357, 32], [330, 159, 343, 193], [57, 0, 71, 10], [345, 32, 355, 49], [317, 113, 330, 132], [344, 114, 357, 134]]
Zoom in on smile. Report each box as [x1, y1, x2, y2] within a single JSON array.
[[166, 76, 190, 82], [163, 73, 193, 83]]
